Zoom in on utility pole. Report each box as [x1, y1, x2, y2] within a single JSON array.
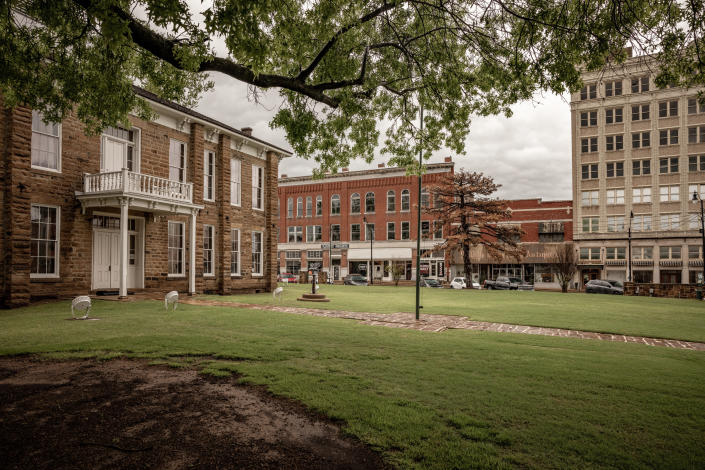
[[628, 210, 633, 282], [415, 103, 424, 321]]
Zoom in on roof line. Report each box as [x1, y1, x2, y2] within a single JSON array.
[[279, 162, 454, 182]]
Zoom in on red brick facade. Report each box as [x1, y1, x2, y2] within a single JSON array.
[[0, 90, 287, 307]]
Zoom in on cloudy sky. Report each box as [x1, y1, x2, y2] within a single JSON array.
[[194, 74, 573, 201]]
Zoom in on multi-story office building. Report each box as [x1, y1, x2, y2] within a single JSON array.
[[571, 50, 705, 285], [0, 87, 288, 307], [277, 160, 454, 282]]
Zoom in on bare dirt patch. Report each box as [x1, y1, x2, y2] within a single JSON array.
[[0, 357, 387, 469]]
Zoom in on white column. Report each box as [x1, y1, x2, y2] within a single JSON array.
[[189, 210, 197, 295], [119, 197, 129, 298]]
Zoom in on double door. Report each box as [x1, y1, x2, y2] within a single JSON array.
[[93, 227, 141, 290]]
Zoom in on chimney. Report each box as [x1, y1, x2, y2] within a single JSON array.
[[281, 174, 288, 178], [241, 127, 253, 136], [342, 167, 349, 172], [378, 163, 385, 168], [624, 47, 633, 58], [444, 157, 452, 163]]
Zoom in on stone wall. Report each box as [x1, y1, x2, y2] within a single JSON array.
[[624, 282, 703, 299]]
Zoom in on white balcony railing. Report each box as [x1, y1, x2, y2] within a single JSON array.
[[83, 170, 193, 203]]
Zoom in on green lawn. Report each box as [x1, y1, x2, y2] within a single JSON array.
[[1, 299, 704, 469], [207, 284, 705, 343]]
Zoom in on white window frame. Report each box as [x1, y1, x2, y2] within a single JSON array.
[[251, 231, 263, 276], [306, 196, 313, 217], [401, 221, 411, 239], [607, 216, 625, 232], [331, 194, 341, 215], [287, 197, 293, 218], [633, 215, 652, 231], [204, 150, 215, 202], [387, 190, 396, 212], [252, 165, 265, 210], [401, 189, 410, 211], [30, 204, 60, 278], [606, 189, 625, 205], [582, 217, 599, 233], [203, 224, 215, 276], [101, 125, 140, 173], [387, 222, 395, 240], [660, 214, 681, 230], [351, 223, 361, 241], [659, 185, 680, 202], [316, 195, 323, 216], [581, 190, 599, 207], [31, 110, 62, 173], [169, 139, 188, 182], [632, 187, 651, 204], [231, 228, 241, 276], [230, 158, 242, 206], [168, 221, 185, 277]]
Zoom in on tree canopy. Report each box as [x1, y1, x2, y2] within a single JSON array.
[[1, 0, 702, 172]]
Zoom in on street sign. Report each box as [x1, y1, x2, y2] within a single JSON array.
[[332, 243, 350, 249], [320, 243, 330, 249]]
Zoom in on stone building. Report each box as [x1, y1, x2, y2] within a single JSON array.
[[0, 87, 290, 307], [571, 50, 705, 286]]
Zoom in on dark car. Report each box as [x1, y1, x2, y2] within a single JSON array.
[[277, 272, 298, 283], [422, 278, 443, 288], [585, 279, 623, 295], [508, 277, 535, 291], [344, 274, 368, 286]]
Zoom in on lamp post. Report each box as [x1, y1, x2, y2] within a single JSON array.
[[628, 210, 634, 283], [415, 104, 424, 321], [693, 191, 705, 288], [363, 216, 373, 284]]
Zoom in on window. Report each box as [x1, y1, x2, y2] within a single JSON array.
[[581, 137, 598, 153], [632, 187, 651, 203], [660, 214, 681, 230], [203, 151, 215, 201], [401, 190, 410, 211], [297, 197, 303, 217], [421, 189, 430, 208], [30, 205, 59, 276], [581, 164, 598, 180], [316, 195, 322, 216], [688, 97, 705, 115], [660, 185, 680, 202], [230, 158, 241, 205], [689, 155, 705, 172], [659, 129, 679, 146], [433, 221, 443, 239], [605, 247, 626, 259], [308, 251, 322, 260], [689, 212, 702, 230], [633, 246, 653, 259], [351, 223, 361, 241], [580, 111, 597, 127], [231, 229, 240, 275], [659, 245, 681, 259], [606, 162, 624, 178], [605, 135, 623, 151], [31, 111, 61, 171], [387, 190, 395, 212], [688, 126, 705, 143], [169, 140, 187, 182], [689, 184, 705, 200], [605, 80, 622, 97], [401, 221, 410, 240], [365, 223, 375, 241], [365, 192, 375, 213], [168, 221, 185, 275], [306, 196, 312, 217], [305, 225, 322, 242], [252, 165, 264, 210], [351, 193, 361, 213], [658, 100, 679, 117], [605, 108, 623, 124], [287, 198, 293, 218], [387, 222, 396, 240], [581, 190, 599, 207], [631, 104, 650, 121], [582, 217, 599, 233], [102, 125, 138, 172], [331, 224, 341, 241], [580, 84, 597, 100], [331, 194, 341, 215], [421, 221, 430, 238], [631, 76, 649, 93], [689, 245, 702, 259], [203, 225, 214, 276], [659, 157, 679, 174], [607, 216, 625, 232], [632, 159, 651, 176], [579, 247, 601, 260], [633, 215, 652, 231], [606, 189, 624, 205], [632, 132, 650, 148], [287, 226, 303, 243], [251, 231, 263, 276]]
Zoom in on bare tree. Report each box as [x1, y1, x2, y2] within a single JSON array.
[[554, 243, 578, 293], [385, 262, 406, 286]]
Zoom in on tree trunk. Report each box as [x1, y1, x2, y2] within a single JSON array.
[[462, 241, 473, 289]]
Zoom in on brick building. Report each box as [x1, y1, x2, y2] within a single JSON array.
[[571, 50, 705, 285], [449, 199, 574, 289], [0, 87, 290, 307], [277, 160, 454, 282]]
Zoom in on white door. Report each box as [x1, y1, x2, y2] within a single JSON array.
[[93, 231, 120, 289], [103, 138, 125, 172]]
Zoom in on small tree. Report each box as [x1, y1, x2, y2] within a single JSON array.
[[428, 171, 525, 288], [385, 262, 405, 286], [554, 243, 578, 293]]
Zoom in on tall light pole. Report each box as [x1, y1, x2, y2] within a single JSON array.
[[415, 103, 424, 321], [693, 191, 705, 289], [628, 210, 633, 282], [364, 216, 373, 284]]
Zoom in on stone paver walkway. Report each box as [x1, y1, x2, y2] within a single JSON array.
[[180, 298, 705, 351]]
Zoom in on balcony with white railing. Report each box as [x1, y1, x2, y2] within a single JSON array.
[[82, 170, 193, 204]]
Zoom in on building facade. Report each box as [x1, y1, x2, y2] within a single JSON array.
[[571, 51, 705, 285], [449, 199, 574, 289], [0, 87, 289, 307], [277, 160, 454, 282]]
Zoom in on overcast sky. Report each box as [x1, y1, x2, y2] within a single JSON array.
[[194, 74, 573, 202]]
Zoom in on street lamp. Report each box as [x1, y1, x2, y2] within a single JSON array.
[[363, 216, 373, 284], [628, 210, 634, 283], [693, 191, 705, 288]]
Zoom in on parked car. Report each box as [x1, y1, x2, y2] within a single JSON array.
[[450, 277, 466, 289], [484, 276, 533, 290], [277, 273, 298, 283], [585, 279, 624, 295], [422, 277, 443, 288], [344, 274, 368, 286], [510, 277, 535, 291]]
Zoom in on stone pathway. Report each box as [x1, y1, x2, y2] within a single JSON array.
[[180, 298, 705, 352]]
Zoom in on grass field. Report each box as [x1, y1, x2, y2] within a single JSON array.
[[207, 284, 705, 342], [1, 299, 704, 469]]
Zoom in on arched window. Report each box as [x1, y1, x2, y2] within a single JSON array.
[[351, 193, 361, 214], [401, 189, 410, 211], [331, 194, 341, 215], [365, 192, 375, 213], [387, 190, 395, 212], [287, 197, 293, 218], [306, 196, 312, 217], [316, 195, 322, 216], [421, 188, 430, 208], [297, 197, 303, 217]]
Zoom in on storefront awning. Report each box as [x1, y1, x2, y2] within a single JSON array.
[[347, 247, 412, 260]]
